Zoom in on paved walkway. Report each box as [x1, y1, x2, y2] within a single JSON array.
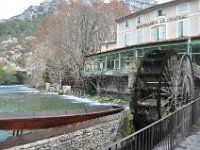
[[175, 122, 200, 150]]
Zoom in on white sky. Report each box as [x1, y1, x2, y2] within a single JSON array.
[[0, 0, 44, 20], [0, 0, 171, 20]]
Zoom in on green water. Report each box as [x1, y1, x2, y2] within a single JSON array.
[[0, 85, 103, 142]]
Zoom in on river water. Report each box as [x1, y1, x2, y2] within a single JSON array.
[[0, 85, 107, 141]]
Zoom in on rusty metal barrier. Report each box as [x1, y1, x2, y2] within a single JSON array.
[[103, 97, 200, 150]]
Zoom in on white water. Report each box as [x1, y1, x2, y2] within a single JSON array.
[[60, 94, 116, 106], [0, 84, 39, 93]]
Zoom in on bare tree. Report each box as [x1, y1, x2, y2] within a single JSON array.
[[30, 0, 130, 87]]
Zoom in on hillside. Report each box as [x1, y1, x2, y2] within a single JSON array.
[[0, 15, 46, 85], [11, 0, 61, 20], [0, 16, 44, 43], [120, 0, 157, 12], [0, 0, 158, 85]]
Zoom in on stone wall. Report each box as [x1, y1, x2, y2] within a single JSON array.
[[8, 113, 123, 150]]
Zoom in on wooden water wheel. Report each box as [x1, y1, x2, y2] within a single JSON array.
[[130, 50, 194, 130]]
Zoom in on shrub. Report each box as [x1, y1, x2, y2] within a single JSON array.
[[118, 111, 134, 137]]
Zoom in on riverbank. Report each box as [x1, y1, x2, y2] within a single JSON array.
[[61, 91, 134, 137], [65, 88, 131, 106], [0, 85, 134, 144], [44, 83, 130, 107], [44, 88, 134, 137]]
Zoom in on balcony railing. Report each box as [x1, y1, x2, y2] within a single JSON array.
[[83, 68, 130, 76], [103, 96, 200, 150]]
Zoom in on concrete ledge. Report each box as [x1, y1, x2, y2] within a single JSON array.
[[1, 112, 123, 149]]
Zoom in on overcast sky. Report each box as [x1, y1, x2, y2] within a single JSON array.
[[0, 0, 171, 20]]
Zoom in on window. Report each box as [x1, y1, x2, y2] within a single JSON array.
[[177, 20, 188, 37], [107, 54, 119, 70], [94, 63, 99, 70], [137, 15, 143, 24], [177, 3, 189, 13], [124, 32, 131, 46], [114, 59, 119, 70], [125, 20, 131, 27], [107, 59, 114, 70], [154, 9, 166, 17], [192, 45, 200, 66], [151, 25, 166, 41], [137, 29, 143, 44]]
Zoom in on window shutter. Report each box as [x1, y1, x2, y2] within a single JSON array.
[[137, 30, 142, 43], [159, 25, 166, 39], [137, 16, 140, 24], [178, 21, 182, 36], [178, 21, 188, 37], [153, 11, 157, 18], [183, 20, 188, 36], [151, 27, 157, 41], [177, 3, 189, 13], [163, 9, 166, 16], [125, 33, 131, 46]]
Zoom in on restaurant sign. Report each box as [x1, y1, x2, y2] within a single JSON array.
[[137, 14, 187, 29]]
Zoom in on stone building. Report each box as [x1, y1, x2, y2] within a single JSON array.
[[84, 0, 200, 94]]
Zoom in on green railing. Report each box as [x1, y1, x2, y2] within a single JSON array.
[[83, 68, 129, 76]]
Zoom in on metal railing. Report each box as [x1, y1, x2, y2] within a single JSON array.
[[103, 97, 200, 150]]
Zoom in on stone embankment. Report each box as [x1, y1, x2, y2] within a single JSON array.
[[7, 113, 123, 150]]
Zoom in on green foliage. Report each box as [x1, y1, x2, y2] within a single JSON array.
[[0, 64, 5, 84], [85, 94, 126, 104], [82, 77, 96, 92], [8, 75, 18, 84], [0, 64, 25, 85], [118, 111, 134, 137], [43, 69, 51, 83], [0, 15, 44, 38], [135, 58, 141, 68], [16, 72, 26, 84], [132, 58, 141, 69], [5, 66, 16, 75]]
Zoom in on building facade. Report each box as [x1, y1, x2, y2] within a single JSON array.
[[84, 0, 200, 94], [116, 0, 200, 48]]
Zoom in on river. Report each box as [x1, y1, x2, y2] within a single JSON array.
[[0, 85, 108, 141]]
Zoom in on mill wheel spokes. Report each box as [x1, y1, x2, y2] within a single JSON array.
[[131, 50, 194, 130]]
